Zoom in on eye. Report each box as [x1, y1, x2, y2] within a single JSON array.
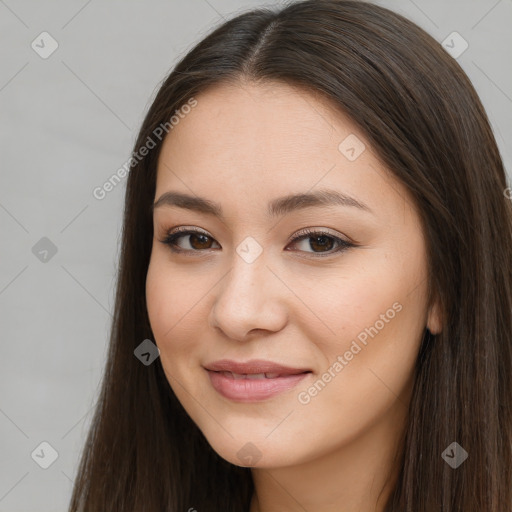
[[285, 228, 354, 257], [159, 227, 220, 254], [159, 227, 354, 257]]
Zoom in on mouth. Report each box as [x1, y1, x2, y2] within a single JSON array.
[[203, 359, 312, 402], [203, 358, 311, 376], [210, 371, 309, 379]]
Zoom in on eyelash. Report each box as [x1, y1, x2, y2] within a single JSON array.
[[158, 227, 355, 258]]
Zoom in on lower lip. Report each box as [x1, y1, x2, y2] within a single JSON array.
[[206, 369, 310, 402]]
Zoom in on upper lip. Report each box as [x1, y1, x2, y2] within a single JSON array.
[[204, 359, 311, 375]]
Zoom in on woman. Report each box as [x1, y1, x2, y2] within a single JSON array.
[[68, 1, 512, 510]]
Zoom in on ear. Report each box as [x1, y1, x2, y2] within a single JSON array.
[[426, 294, 443, 335]]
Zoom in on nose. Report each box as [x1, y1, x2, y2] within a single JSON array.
[[209, 252, 289, 341]]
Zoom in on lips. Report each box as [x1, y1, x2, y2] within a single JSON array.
[[205, 361, 312, 402], [204, 359, 311, 377], [204, 360, 312, 401]]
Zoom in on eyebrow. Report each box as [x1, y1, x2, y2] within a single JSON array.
[[152, 189, 373, 218]]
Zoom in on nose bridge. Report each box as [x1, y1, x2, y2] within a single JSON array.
[[220, 245, 270, 308], [209, 243, 288, 339], [220, 231, 270, 295]]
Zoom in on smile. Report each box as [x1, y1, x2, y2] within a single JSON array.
[[205, 369, 311, 402]]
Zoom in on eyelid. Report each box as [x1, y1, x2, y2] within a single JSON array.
[[167, 225, 210, 237], [158, 226, 219, 256], [284, 227, 354, 258], [164, 226, 350, 243], [287, 226, 349, 244], [159, 225, 355, 256]]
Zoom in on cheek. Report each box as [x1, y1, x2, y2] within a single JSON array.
[[145, 252, 211, 367], [146, 250, 195, 329], [146, 256, 172, 336], [296, 249, 426, 371], [291, 261, 400, 338], [294, 275, 424, 437]]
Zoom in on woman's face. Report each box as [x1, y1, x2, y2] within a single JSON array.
[[146, 80, 441, 469]]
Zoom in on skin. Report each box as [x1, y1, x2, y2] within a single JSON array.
[[146, 80, 442, 512]]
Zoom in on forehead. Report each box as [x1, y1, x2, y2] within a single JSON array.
[[157, 80, 364, 180], [163, 80, 352, 149], [154, 80, 413, 225]]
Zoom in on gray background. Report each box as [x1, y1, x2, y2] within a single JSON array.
[[0, 0, 510, 510]]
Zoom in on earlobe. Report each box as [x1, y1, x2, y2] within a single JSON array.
[[426, 296, 443, 335]]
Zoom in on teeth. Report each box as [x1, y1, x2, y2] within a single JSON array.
[[221, 371, 282, 379]]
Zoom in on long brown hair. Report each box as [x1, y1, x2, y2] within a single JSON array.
[[68, 1, 512, 510]]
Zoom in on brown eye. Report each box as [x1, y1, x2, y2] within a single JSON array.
[[307, 234, 335, 252], [160, 229, 221, 253], [287, 229, 353, 256], [188, 233, 214, 250], [160, 227, 354, 257]]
